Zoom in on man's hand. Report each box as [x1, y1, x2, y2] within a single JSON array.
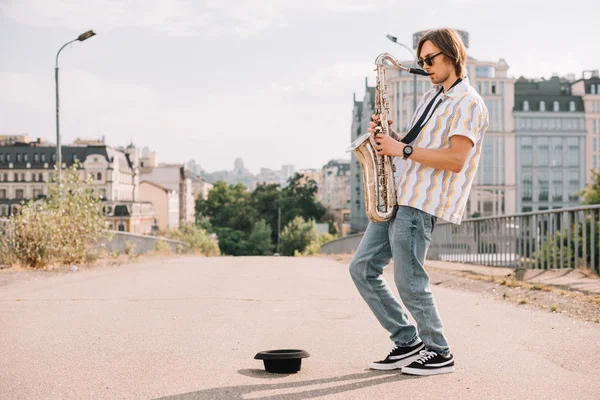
[[369, 114, 405, 157]]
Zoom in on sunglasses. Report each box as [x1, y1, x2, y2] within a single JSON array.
[[417, 52, 444, 68]]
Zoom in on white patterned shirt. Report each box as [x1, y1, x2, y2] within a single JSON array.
[[392, 77, 489, 225]]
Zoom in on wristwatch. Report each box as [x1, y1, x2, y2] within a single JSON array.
[[403, 145, 413, 160]]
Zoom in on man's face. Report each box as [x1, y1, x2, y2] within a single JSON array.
[[419, 40, 454, 85]]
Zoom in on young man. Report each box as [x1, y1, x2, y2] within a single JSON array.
[[349, 28, 489, 376]]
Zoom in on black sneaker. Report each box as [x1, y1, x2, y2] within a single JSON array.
[[369, 341, 425, 370], [401, 350, 455, 376]]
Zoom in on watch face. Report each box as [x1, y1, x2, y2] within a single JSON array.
[[405, 146, 412, 155]]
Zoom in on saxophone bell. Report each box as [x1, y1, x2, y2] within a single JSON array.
[[347, 53, 409, 223]]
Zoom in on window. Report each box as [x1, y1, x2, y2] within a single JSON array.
[[13, 173, 18, 181], [569, 101, 576, 112], [41, 153, 46, 162], [16, 153, 22, 162], [491, 84, 496, 94], [523, 100, 530, 111], [38, 173, 43, 182], [537, 137, 549, 166], [540, 101, 546, 112], [553, 101, 559, 112], [97, 172, 102, 181], [592, 85, 597, 95], [20, 173, 25, 182], [551, 138, 563, 166], [15, 189, 24, 199], [32, 174, 37, 182], [568, 171, 579, 201], [522, 172, 533, 202], [552, 171, 563, 201], [2, 173, 6, 181], [33, 189, 42, 198], [0, 205, 8, 216], [6, 154, 10, 162], [24, 154, 28, 162], [34, 153, 39, 162], [567, 137, 579, 166], [0, 189, 6, 199], [51, 153, 56, 162], [72, 153, 78, 162], [538, 171, 549, 201], [522, 137, 533, 167], [0, 154, 4, 162]]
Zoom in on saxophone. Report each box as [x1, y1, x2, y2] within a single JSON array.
[[347, 53, 427, 223]]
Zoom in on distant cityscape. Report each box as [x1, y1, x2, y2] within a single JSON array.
[[0, 135, 353, 237], [3, 28, 600, 240]]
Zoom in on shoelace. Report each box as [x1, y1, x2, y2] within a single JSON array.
[[415, 350, 437, 364], [387, 346, 400, 357]]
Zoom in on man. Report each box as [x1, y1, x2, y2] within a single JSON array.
[[349, 27, 489, 376]]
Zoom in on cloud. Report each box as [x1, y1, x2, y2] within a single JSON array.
[[1, 0, 396, 37]]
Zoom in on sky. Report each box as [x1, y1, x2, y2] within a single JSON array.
[[1, 0, 600, 174]]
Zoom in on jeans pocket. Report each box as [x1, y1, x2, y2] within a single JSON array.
[[431, 216, 437, 232]]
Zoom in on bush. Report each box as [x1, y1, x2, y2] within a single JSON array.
[[154, 239, 172, 254], [166, 223, 220, 256], [300, 232, 338, 256], [248, 219, 274, 255], [279, 216, 318, 256], [0, 163, 108, 268]]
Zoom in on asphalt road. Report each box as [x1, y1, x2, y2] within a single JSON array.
[[1, 256, 599, 400]]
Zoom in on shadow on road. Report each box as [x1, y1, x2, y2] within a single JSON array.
[[154, 370, 413, 399]]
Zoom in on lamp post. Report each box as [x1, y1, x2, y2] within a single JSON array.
[[55, 30, 96, 186], [386, 34, 418, 117]]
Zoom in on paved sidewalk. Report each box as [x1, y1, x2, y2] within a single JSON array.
[[425, 260, 600, 295], [1, 256, 599, 399]]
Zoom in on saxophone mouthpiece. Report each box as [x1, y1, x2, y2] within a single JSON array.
[[408, 68, 430, 76]]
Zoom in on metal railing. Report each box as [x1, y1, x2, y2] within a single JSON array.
[[428, 205, 600, 275]]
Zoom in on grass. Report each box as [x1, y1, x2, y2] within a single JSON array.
[[519, 298, 528, 305], [550, 305, 559, 312]]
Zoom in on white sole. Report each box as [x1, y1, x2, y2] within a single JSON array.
[[369, 352, 424, 370], [401, 365, 455, 376]]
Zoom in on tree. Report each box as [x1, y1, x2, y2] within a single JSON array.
[[279, 216, 318, 256], [248, 219, 274, 255], [582, 170, 600, 205]]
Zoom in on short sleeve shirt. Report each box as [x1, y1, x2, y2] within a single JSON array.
[[392, 77, 489, 225]]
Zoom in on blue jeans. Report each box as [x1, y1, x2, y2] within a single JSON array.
[[349, 206, 450, 356]]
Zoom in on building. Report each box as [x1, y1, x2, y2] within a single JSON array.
[[350, 29, 515, 232], [298, 168, 323, 202], [321, 159, 351, 211], [140, 181, 179, 232], [0, 137, 155, 234], [140, 164, 195, 224], [571, 70, 600, 185], [191, 176, 213, 200], [514, 76, 586, 212]]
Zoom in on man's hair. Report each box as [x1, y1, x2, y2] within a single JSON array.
[[417, 28, 467, 78]]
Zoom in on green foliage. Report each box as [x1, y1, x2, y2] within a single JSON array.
[[300, 232, 338, 256], [0, 163, 108, 268], [280, 216, 318, 256], [582, 170, 600, 205], [248, 219, 274, 256], [195, 175, 327, 256], [154, 239, 172, 254], [213, 227, 251, 256], [533, 217, 600, 269], [166, 222, 220, 256]]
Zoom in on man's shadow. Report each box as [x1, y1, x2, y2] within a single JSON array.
[[154, 369, 414, 400]]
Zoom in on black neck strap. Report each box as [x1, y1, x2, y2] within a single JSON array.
[[401, 77, 463, 145]]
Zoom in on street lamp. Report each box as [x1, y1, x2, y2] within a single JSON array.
[[55, 30, 96, 185], [386, 34, 418, 119]]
